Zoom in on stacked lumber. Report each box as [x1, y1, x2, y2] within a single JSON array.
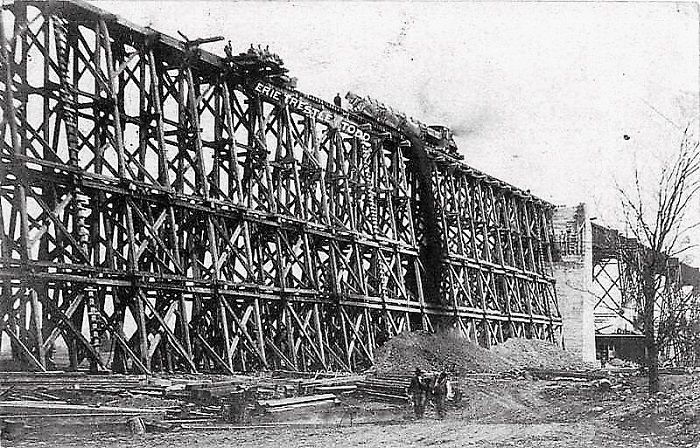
[[0, 401, 165, 416], [0, 371, 364, 438], [258, 393, 337, 413], [0, 372, 144, 390], [186, 380, 245, 403], [0, 372, 188, 438], [0, 387, 66, 403], [357, 374, 411, 401], [297, 374, 363, 395], [0, 399, 169, 437]]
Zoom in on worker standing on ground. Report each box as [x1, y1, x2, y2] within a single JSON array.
[[431, 371, 449, 419], [409, 367, 428, 419]]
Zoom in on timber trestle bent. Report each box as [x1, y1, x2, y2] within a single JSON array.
[[0, 0, 561, 373]]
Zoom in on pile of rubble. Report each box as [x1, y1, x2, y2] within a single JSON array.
[[0, 370, 362, 439], [372, 331, 514, 375], [1, 332, 609, 440], [609, 375, 700, 445], [492, 338, 598, 371], [373, 331, 599, 376]]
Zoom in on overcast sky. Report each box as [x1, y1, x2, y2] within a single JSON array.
[[100, 1, 700, 262]]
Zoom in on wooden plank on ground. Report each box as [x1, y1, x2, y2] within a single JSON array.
[[0, 401, 167, 416], [266, 399, 336, 413], [258, 393, 336, 408]]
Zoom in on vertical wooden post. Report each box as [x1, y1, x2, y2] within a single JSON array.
[[218, 295, 233, 370], [99, 19, 126, 178], [252, 297, 267, 367], [312, 303, 326, 367], [284, 304, 297, 370], [133, 290, 149, 371]]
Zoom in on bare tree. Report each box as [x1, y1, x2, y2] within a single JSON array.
[[617, 127, 700, 394]]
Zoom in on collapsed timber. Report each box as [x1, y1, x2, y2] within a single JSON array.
[[1, 0, 560, 375], [0, 370, 363, 438], [0, 336, 632, 439]]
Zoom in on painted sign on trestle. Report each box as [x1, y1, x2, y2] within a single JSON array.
[[253, 81, 371, 142]]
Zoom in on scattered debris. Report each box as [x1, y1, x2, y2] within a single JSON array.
[[527, 368, 608, 380], [609, 374, 700, 445], [259, 393, 337, 413], [127, 416, 146, 435], [598, 378, 613, 392], [0, 370, 362, 438]]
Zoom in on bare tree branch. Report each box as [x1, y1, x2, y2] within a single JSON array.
[[614, 125, 700, 393]]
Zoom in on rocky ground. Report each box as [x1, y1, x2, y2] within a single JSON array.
[[6, 373, 700, 448], [4, 332, 699, 447], [13, 421, 672, 448]]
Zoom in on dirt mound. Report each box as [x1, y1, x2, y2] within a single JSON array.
[[373, 332, 595, 375], [609, 375, 700, 446], [373, 331, 514, 375], [491, 337, 597, 370]]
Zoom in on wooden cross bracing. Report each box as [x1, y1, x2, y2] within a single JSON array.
[[0, 0, 561, 373]]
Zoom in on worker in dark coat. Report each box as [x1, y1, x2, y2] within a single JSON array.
[[431, 371, 449, 419], [408, 367, 428, 419], [334, 93, 342, 108]]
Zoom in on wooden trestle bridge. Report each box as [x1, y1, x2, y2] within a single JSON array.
[[0, 0, 561, 374], [591, 224, 700, 365]]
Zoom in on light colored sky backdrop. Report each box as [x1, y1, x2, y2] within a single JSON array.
[[101, 1, 700, 262]]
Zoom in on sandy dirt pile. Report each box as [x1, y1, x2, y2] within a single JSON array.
[[373, 332, 596, 375], [491, 337, 598, 370], [373, 331, 514, 374]]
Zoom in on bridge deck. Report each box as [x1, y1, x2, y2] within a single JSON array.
[[0, 0, 561, 373]]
